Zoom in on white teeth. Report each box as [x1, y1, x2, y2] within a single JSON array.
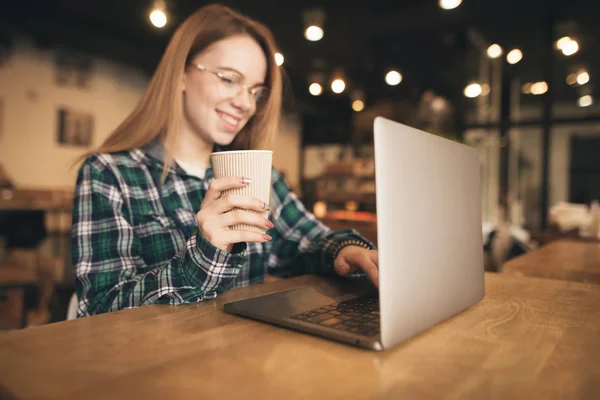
[[219, 113, 238, 126]]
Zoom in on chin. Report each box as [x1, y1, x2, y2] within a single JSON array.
[[212, 132, 239, 146], [211, 123, 247, 146]]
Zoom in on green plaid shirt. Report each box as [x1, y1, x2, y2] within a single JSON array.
[[72, 141, 373, 317]]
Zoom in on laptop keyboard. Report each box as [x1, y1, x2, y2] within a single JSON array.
[[290, 293, 380, 337]]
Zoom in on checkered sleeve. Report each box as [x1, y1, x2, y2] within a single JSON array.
[[72, 156, 247, 317], [266, 169, 375, 278]]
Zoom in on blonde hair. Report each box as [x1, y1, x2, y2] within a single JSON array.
[[85, 4, 282, 175]]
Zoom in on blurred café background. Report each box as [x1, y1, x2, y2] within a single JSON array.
[[0, 0, 599, 328]]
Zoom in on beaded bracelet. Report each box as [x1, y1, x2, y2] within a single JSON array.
[[331, 238, 372, 263]]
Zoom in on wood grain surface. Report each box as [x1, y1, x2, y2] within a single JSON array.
[[1, 273, 599, 399]]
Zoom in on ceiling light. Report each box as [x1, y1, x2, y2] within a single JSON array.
[[439, 0, 462, 10], [578, 95, 593, 107], [385, 70, 402, 86], [530, 81, 548, 95], [562, 40, 579, 56], [487, 44, 503, 59], [566, 73, 578, 85], [521, 82, 533, 94], [352, 100, 365, 112], [309, 83, 323, 96], [555, 36, 571, 50], [464, 83, 482, 98], [303, 8, 325, 42], [506, 49, 523, 65], [149, 9, 167, 28], [305, 26, 324, 41], [274, 53, 284, 66], [331, 79, 345, 94], [576, 71, 590, 85]]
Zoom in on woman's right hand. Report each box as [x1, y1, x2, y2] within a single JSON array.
[[196, 176, 273, 253]]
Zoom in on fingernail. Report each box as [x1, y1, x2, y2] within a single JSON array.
[[241, 177, 252, 184], [262, 234, 272, 241], [262, 201, 270, 211], [265, 220, 275, 229]]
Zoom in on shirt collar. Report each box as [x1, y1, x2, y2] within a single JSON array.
[[140, 138, 165, 162], [139, 139, 228, 179]]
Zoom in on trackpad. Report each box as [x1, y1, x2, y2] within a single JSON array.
[[224, 287, 335, 319]]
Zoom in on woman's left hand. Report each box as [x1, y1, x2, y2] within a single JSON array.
[[333, 246, 379, 288]]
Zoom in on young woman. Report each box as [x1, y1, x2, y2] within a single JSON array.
[[72, 4, 378, 317]]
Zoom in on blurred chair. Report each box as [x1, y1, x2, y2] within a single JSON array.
[[0, 249, 63, 328], [14, 250, 61, 326], [66, 292, 78, 320], [0, 187, 74, 326], [0, 264, 37, 328], [484, 225, 534, 272], [489, 223, 513, 273]]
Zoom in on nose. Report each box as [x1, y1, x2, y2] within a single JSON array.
[[232, 88, 254, 112]]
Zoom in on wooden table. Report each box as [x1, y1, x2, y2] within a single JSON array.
[[503, 239, 600, 284], [1, 273, 600, 399], [531, 229, 600, 247]]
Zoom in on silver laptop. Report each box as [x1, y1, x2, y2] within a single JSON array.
[[224, 116, 485, 351]]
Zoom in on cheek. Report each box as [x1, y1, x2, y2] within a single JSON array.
[[185, 82, 217, 113]]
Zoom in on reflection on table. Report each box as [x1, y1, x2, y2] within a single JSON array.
[[503, 239, 600, 284]]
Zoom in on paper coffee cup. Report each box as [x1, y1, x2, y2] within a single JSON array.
[[210, 150, 273, 233]]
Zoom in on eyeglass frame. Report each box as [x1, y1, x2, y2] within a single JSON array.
[[188, 63, 270, 105]]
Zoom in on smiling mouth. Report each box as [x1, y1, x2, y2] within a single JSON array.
[[217, 111, 241, 130]]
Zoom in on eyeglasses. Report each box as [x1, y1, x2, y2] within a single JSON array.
[[190, 64, 269, 105]]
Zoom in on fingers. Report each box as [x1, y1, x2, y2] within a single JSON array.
[[203, 176, 251, 205], [213, 193, 269, 214], [227, 230, 272, 244], [335, 261, 352, 276], [221, 209, 273, 231], [368, 250, 378, 266], [197, 176, 273, 251], [359, 256, 379, 288], [336, 250, 379, 288], [334, 251, 356, 276], [198, 215, 272, 251]]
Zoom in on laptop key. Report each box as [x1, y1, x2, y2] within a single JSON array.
[[289, 293, 380, 336]]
